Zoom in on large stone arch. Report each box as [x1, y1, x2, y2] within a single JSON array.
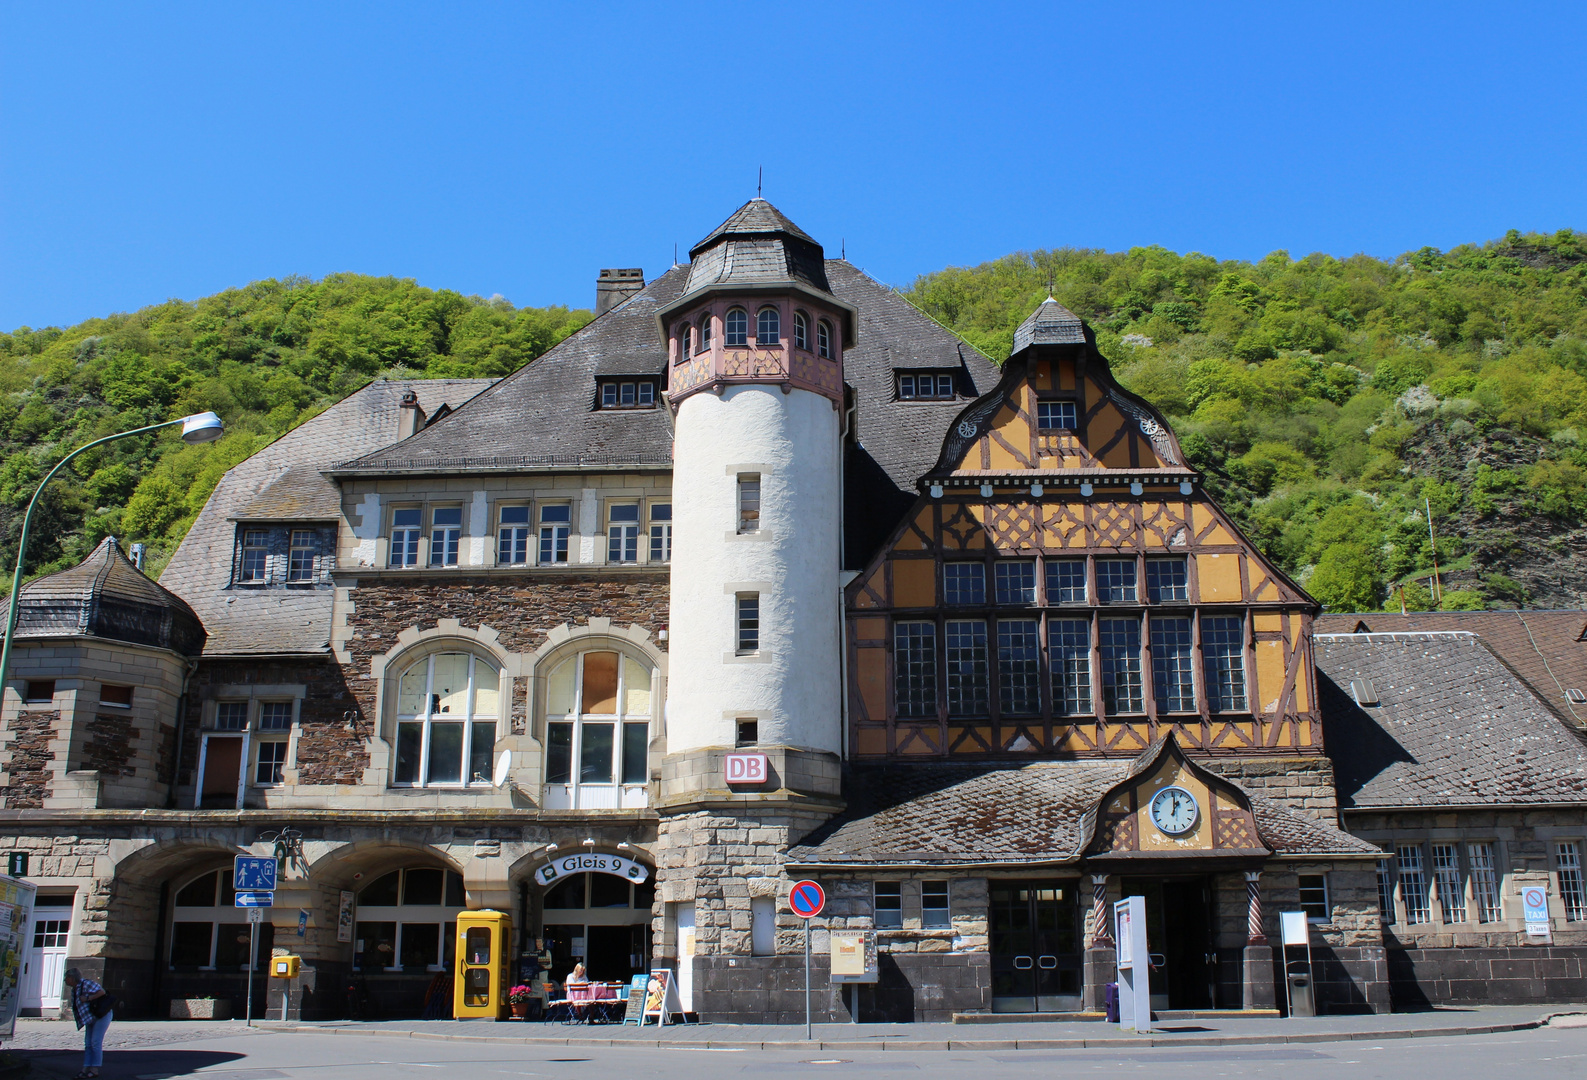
[[103, 834, 252, 963]]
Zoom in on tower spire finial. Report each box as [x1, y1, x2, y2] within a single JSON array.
[[757, 166, 762, 198]]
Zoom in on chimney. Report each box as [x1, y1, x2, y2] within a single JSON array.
[[595, 268, 645, 316], [397, 390, 426, 440]]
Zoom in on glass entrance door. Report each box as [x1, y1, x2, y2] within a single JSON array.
[[1119, 876, 1215, 1010], [989, 880, 1081, 1013]]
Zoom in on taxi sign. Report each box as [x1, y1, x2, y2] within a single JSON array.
[[789, 879, 825, 919]]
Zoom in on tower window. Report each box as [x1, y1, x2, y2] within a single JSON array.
[[898, 373, 954, 400], [757, 307, 780, 346], [794, 311, 809, 350], [737, 593, 760, 653], [817, 320, 833, 359], [725, 308, 748, 346], [737, 474, 761, 533], [736, 718, 758, 746], [699, 314, 713, 350], [679, 324, 692, 359], [1037, 401, 1078, 430]]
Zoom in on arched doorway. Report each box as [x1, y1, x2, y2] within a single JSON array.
[[538, 872, 654, 984]]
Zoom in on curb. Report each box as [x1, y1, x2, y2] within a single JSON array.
[[252, 1011, 1586, 1050]]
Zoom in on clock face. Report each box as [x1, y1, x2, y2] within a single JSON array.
[[1150, 786, 1199, 836]]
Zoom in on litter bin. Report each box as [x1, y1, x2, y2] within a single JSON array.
[[1104, 982, 1120, 1023], [1286, 971, 1315, 1017]]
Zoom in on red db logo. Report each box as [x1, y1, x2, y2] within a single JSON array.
[[725, 752, 768, 785]]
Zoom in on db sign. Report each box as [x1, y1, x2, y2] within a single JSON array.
[[725, 752, 769, 785]]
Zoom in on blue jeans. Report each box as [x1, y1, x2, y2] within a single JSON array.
[[83, 1011, 111, 1069]]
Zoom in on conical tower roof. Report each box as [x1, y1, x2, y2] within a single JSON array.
[[680, 198, 832, 298], [689, 197, 818, 255], [1012, 296, 1086, 354], [2, 536, 206, 656]]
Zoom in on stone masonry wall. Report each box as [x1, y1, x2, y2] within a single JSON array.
[[2, 710, 57, 808], [184, 658, 357, 787], [83, 713, 135, 777], [1207, 755, 1339, 820]]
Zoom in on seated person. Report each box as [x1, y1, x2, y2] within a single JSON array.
[[566, 962, 590, 987]]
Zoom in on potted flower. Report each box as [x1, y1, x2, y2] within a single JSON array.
[[508, 984, 535, 1019]]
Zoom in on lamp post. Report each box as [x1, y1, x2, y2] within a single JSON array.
[[0, 411, 224, 701]]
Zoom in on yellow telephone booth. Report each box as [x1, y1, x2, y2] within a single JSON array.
[[454, 909, 513, 1019]]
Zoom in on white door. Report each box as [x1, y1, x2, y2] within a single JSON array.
[[675, 903, 695, 1013], [20, 918, 69, 1013]]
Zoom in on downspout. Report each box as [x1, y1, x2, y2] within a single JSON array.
[[167, 657, 199, 809]]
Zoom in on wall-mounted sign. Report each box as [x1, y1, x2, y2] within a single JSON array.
[[725, 752, 769, 785], [535, 852, 649, 887], [337, 890, 354, 943], [1523, 885, 1551, 939], [829, 930, 878, 984]]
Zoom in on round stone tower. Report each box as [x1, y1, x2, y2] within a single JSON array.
[[659, 200, 855, 778]]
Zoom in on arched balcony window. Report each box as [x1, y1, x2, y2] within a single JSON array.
[[698, 314, 713, 350], [679, 324, 692, 359], [757, 307, 781, 346], [817, 320, 834, 359], [794, 311, 809, 350], [725, 308, 748, 346], [394, 651, 499, 788], [544, 650, 653, 809]]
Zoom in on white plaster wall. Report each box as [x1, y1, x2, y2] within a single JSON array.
[[351, 492, 382, 566], [669, 385, 842, 755], [467, 489, 488, 566]]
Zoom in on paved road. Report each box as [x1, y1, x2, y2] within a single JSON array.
[[10, 1024, 1587, 1080]]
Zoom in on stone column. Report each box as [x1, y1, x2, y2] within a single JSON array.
[[1081, 873, 1116, 1012], [1241, 870, 1275, 1010]]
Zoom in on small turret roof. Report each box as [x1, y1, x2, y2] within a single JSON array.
[[689, 198, 817, 255], [1012, 296, 1086, 353], [680, 198, 833, 300], [2, 536, 206, 656]]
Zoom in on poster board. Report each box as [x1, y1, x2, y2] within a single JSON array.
[[622, 973, 649, 1024], [1280, 911, 1309, 947], [337, 890, 354, 943], [0, 874, 37, 1040], [1113, 895, 1151, 1034], [640, 967, 683, 1025], [829, 930, 878, 984]]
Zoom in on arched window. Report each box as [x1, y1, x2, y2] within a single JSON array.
[[794, 311, 809, 350], [543, 650, 653, 809], [757, 307, 780, 346], [679, 324, 692, 359], [817, 320, 833, 359], [724, 308, 748, 346], [168, 870, 270, 971], [353, 866, 466, 972], [698, 314, 712, 350], [395, 652, 499, 787]]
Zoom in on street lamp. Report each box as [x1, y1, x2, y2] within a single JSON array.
[[0, 411, 224, 701]]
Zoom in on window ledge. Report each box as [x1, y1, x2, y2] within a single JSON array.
[[725, 651, 771, 665]]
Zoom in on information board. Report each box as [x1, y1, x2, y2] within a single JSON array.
[[0, 874, 37, 1040], [622, 973, 649, 1024], [829, 930, 878, 984], [1114, 895, 1151, 1034]]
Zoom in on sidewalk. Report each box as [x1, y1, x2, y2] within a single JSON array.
[[245, 1004, 1587, 1050]]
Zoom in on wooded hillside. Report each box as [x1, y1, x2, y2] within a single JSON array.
[[905, 229, 1587, 610]]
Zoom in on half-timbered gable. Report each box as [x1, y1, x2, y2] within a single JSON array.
[[847, 298, 1321, 762]]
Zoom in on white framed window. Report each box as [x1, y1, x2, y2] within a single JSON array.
[[698, 314, 712, 351], [994, 560, 1036, 604], [1558, 842, 1586, 921], [756, 306, 780, 346], [390, 508, 421, 567], [288, 530, 316, 582], [1298, 874, 1330, 922], [498, 505, 531, 565], [429, 507, 462, 566], [737, 474, 761, 534], [254, 740, 288, 786], [794, 310, 809, 350], [352, 867, 465, 973], [600, 381, 656, 409], [1376, 858, 1396, 925], [168, 870, 266, 971], [1037, 400, 1078, 430], [1431, 843, 1466, 923], [649, 503, 672, 563], [679, 324, 692, 358], [1470, 842, 1502, 923], [725, 308, 748, 346], [1046, 559, 1086, 603], [608, 502, 640, 563], [874, 882, 902, 929], [737, 593, 760, 653], [543, 650, 653, 810], [898, 373, 954, 400], [212, 701, 249, 731], [1398, 843, 1430, 924], [393, 652, 499, 788], [259, 701, 294, 730], [922, 881, 950, 929], [240, 530, 269, 582], [539, 504, 571, 564], [817, 320, 833, 359]]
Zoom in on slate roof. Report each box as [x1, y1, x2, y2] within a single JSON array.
[[329, 256, 1003, 570], [159, 378, 494, 655], [690, 198, 818, 254], [1011, 297, 1087, 353], [1315, 610, 1587, 730], [3, 537, 206, 656], [231, 466, 342, 521], [786, 758, 1375, 868], [1316, 631, 1587, 809]]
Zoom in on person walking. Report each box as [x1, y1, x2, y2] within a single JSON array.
[[64, 968, 113, 1079]]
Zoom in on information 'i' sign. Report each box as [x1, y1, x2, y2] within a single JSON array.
[[790, 879, 825, 919]]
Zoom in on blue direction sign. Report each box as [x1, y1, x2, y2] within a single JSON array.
[[235, 891, 273, 908], [233, 855, 277, 892], [789, 879, 825, 919]]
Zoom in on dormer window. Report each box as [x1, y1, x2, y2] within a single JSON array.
[[599, 380, 657, 409], [794, 311, 809, 350], [756, 307, 780, 346], [698, 314, 712, 350], [725, 308, 748, 346], [240, 530, 269, 582], [898, 373, 955, 401], [818, 320, 833, 359]]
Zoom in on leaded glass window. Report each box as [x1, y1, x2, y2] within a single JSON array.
[[1145, 557, 1187, 602], [997, 619, 1041, 715], [1099, 618, 1143, 714], [894, 622, 937, 718], [945, 620, 988, 717], [994, 560, 1036, 605], [1046, 559, 1086, 603], [1096, 559, 1137, 603], [1202, 617, 1247, 712], [944, 563, 985, 606], [1151, 617, 1195, 713], [1050, 619, 1092, 716]]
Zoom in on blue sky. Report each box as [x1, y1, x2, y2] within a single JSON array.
[[3, 2, 1584, 330]]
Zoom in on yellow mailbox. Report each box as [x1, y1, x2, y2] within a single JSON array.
[[453, 909, 512, 1020], [270, 955, 301, 979]]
